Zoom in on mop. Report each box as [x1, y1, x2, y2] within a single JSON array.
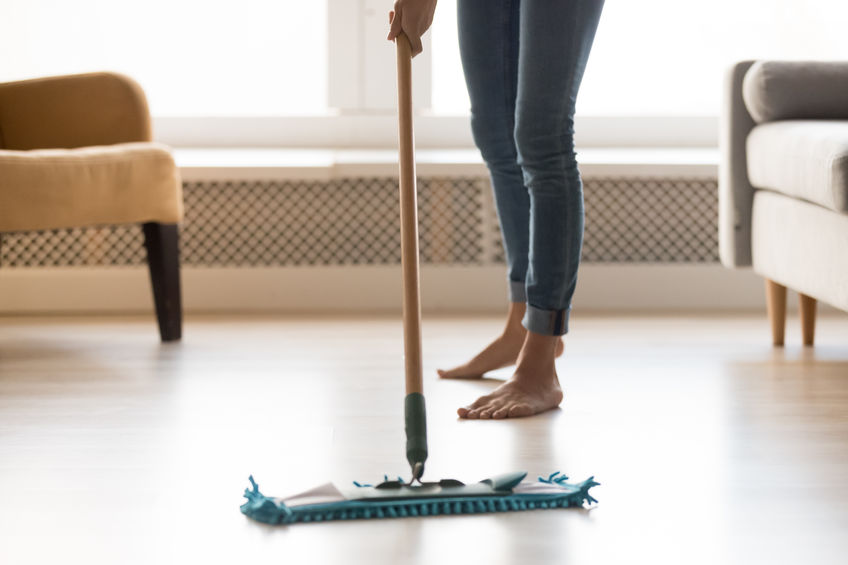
[[241, 33, 598, 525]]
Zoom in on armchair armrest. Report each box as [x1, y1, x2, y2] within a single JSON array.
[[0, 72, 151, 150], [719, 60, 758, 268]]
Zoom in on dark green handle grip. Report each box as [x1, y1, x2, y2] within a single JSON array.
[[405, 392, 428, 477]]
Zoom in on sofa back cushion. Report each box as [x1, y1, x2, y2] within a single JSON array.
[[743, 61, 848, 123]]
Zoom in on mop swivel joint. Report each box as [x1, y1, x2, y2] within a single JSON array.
[[410, 461, 425, 484]]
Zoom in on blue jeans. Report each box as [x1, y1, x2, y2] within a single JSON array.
[[458, 0, 604, 336]]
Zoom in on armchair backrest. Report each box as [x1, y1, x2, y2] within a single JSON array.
[[0, 72, 152, 150]]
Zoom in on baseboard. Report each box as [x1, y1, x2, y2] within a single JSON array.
[[0, 263, 816, 315]]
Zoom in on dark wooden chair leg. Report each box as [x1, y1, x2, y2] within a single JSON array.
[[765, 278, 786, 347], [143, 222, 182, 342]]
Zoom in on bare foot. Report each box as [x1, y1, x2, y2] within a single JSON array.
[[437, 303, 564, 379], [457, 331, 563, 419]]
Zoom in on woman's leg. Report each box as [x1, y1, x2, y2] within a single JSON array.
[[439, 0, 564, 380], [461, 0, 605, 418], [438, 0, 526, 378], [515, 0, 605, 337], [457, 0, 527, 299]]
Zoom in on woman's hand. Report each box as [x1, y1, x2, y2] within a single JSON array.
[[386, 0, 438, 58]]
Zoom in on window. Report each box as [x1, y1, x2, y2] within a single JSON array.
[[430, 0, 848, 117], [5, 0, 848, 146], [430, 0, 468, 115], [1, 0, 327, 116]]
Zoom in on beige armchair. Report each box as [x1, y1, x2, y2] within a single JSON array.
[[0, 72, 183, 341]]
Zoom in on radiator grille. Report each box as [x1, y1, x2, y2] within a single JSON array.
[[0, 176, 718, 267]]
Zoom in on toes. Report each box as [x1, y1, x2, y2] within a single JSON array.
[[468, 394, 493, 410], [492, 406, 510, 419], [439, 365, 483, 379], [438, 367, 461, 379], [469, 397, 507, 419], [458, 405, 482, 419], [485, 398, 510, 420], [457, 393, 515, 420], [508, 403, 534, 418], [459, 395, 493, 419], [438, 368, 464, 379]]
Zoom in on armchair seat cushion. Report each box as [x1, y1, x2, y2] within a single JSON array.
[[746, 120, 848, 213], [0, 141, 182, 232]]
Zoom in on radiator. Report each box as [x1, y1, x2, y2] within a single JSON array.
[[0, 176, 718, 267]]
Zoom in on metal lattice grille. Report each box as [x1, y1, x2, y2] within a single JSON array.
[[0, 176, 718, 267], [0, 225, 146, 266], [179, 177, 486, 266], [585, 177, 717, 262]]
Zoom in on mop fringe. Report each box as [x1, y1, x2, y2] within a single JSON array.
[[241, 473, 599, 525]]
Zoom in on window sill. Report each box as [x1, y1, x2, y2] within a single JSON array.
[[173, 146, 718, 181]]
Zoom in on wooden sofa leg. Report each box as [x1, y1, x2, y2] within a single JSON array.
[[143, 222, 183, 342], [799, 293, 817, 346], [765, 279, 786, 347]]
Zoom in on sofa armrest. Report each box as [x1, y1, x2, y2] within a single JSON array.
[[743, 61, 848, 123], [719, 61, 758, 268], [0, 72, 152, 150]]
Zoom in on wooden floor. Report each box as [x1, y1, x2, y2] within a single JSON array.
[[1, 313, 847, 564]]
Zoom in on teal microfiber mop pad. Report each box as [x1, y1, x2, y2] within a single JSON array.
[[241, 471, 598, 524]]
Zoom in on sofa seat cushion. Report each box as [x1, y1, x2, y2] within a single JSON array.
[[0, 142, 182, 232], [746, 120, 848, 213]]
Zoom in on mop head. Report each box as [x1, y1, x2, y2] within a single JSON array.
[[241, 471, 598, 524]]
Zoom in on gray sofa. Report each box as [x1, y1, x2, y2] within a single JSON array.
[[720, 60, 848, 346]]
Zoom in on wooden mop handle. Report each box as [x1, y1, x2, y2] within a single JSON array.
[[396, 32, 423, 397], [396, 32, 427, 480]]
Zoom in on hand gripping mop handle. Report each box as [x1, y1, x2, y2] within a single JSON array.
[[396, 32, 428, 483]]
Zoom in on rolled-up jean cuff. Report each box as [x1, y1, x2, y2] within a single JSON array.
[[508, 279, 526, 302], [523, 303, 570, 336]]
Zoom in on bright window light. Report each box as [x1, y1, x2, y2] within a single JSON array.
[[6, 1, 847, 123], [430, 0, 848, 116], [1, 0, 327, 116], [431, 0, 469, 116]]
